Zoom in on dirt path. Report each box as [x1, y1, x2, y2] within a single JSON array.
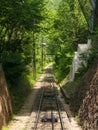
[[6, 66, 82, 130], [7, 73, 45, 130]]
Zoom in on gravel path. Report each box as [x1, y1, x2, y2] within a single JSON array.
[[7, 66, 82, 130], [7, 73, 45, 130]]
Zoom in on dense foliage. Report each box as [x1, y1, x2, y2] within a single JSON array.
[[0, 0, 46, 113], [47, 0, 88, 81], [0, 0, 96, 114], [0, 0, 45, 76]]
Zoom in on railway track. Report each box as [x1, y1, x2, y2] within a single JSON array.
[[27, 67, 72, 130]]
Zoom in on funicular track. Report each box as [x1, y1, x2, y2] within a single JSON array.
[[27, 67, 71, 130]]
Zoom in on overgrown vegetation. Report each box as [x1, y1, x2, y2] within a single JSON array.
[[0, 0, 63, 114], [51, 0, 88, 82], [0, 0, 47, 113], [61, 46, 98, 117], [51, 0, 98, 117], [0, 0, 98, 117]]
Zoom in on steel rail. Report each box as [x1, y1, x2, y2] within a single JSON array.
[[51, 80, 65, 130], [51, 110, 54, 130], [33, 86, 44, 130], [53, 84, 65, 130], [50, 81, 54, 130], [34, 72, 65, 130], [33, 72, 48, 130]]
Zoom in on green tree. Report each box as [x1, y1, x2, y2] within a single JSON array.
[[0, 0, 45, 78], [0, 0, 46, 113], [47, 0, 88, 80]]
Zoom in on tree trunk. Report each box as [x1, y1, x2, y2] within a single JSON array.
[[95, 1, 98, 28], [33, 32, 36, 79]]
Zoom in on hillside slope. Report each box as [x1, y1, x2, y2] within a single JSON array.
[[72, 59, 98, 130]]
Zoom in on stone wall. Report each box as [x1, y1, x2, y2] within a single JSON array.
[[72, 59, 98, 130], [78, 68, 98, 130], [0, 65, 12, 129]]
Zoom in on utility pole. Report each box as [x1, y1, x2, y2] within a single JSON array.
[[78, 0, 96, 35], [40, 42, 46, 71], [94, 0, 98, 28], [89, 0, 96, 33], [33, 32, 36, 79], [87, 0, 97, 47], [42, 44, 44, 71]]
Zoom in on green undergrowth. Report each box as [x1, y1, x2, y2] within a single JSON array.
[[7, 66, 42, 114], [2, 65, 44, 130], [53, 63, 87, 100], [2, 127, 8, 130], [62, 75, 82, 98], [54, 68, 84, 119], [53, 65, 69, 83], [8, 75, 31, 113]]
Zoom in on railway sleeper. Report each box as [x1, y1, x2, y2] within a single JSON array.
[[41, 115, 58, 123], [41, 106, 56, 110], [43, 93, 55, 98]]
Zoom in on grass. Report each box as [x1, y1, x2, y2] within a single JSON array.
[[2, 127, 9, 130], [53, 65, 69, 83], [8, 60, 50, 114], [53, 61, 87, 98], [2, 63, 49, 129], [63, 76, 81, 97], [7, 65, 42, 114], [53, 62, 85, 118], [74, 115, 80, 122]]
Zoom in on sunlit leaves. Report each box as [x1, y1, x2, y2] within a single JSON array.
[[0, 0, 46, 81], [49, 0, 88, 76]]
